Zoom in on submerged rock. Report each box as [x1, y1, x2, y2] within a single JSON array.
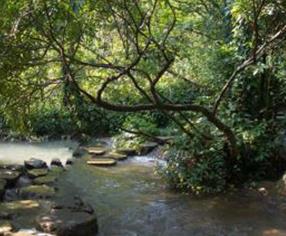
[[19, 185, 56, 199], [27, 169, 48, 179], [36, 200, 98, 236], [50, 159, 63, 168], [87, 159, 117, 167], [24, 159, 47, 170]]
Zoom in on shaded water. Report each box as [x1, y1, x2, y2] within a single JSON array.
[[58, 156, 286, 236], [1, 142, 286, 235], [0, 140, 77, 165]]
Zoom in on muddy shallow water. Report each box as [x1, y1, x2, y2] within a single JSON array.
[[1, 142, 286, 236]]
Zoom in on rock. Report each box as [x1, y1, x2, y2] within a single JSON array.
[[0, 220, 13, 235], [0, 169, 21, 186], [139, 142, 158, 155], [24, 159, 47, 170], [19, 185, 56, 199], [0, 179, 7, 199], [116, 148, 137, 156], [0, 200, 40, 211], [3, 189, 19, 202], [16, 176, 32, 188], [33, 176, 57, 186], [27, 169, 48, 179], [0, 164, 24, 172], [102, 152, 127, 161], [85, 147, 106, 155], [36, 205, 98, 236], [87, 159, 117, 167], [277, 172, 286, 196], [65, 159, 74, 166], [50, 159, 63, 168]]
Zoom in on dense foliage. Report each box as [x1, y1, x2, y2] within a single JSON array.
[[0, 0, 286, 193]]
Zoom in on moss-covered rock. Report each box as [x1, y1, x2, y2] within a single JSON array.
[[87, 159, 117, 167], [33, 176, 57, 185], [19, 185, 56, 199], [0, 169, 21, 186], [27, 169, 48, 179]]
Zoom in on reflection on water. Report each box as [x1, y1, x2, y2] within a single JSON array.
[[0, 140, 77, 165], [57, 157, 286, 236]]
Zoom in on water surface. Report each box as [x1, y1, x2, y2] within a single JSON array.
[[58, 156, 286, 236], [0, 140, 77, 165]]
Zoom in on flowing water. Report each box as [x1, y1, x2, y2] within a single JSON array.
[[0, 140, 77, 165], [1, 141, 286, 236]]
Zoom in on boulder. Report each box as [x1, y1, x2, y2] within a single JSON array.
[[3, 189, 19, 202], [87, 159, 117, 167], [24, 159, 47, 170], [33, 176, 57, 186], [0, 164, 24, 172], [65, 159, 74, 166], [16, 176, 32, 188], [50, 159, 63, 168], [27, 169, 48, 179], [139, 142, 158, 155], [9, 229, 54, 236], [0, 169, 21, 186], [277, 172, 286, 196], [19, 185, 56, 199]]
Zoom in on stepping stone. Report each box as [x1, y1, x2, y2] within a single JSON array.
[[102, 152, 127, 161], [19, 185, 56, 199], [33, 176, 57, 185], [86, 147, 106, 155], [27, 168, 48, 179], [87, 159, 117, 167]]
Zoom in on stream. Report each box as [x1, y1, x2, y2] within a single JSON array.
[[1, 141, 286, 236]]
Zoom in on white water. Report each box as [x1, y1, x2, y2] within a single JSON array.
[[0, 140, 77, 165]]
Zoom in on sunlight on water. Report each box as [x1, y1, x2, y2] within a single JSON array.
[[0, 140, 77, 165]]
